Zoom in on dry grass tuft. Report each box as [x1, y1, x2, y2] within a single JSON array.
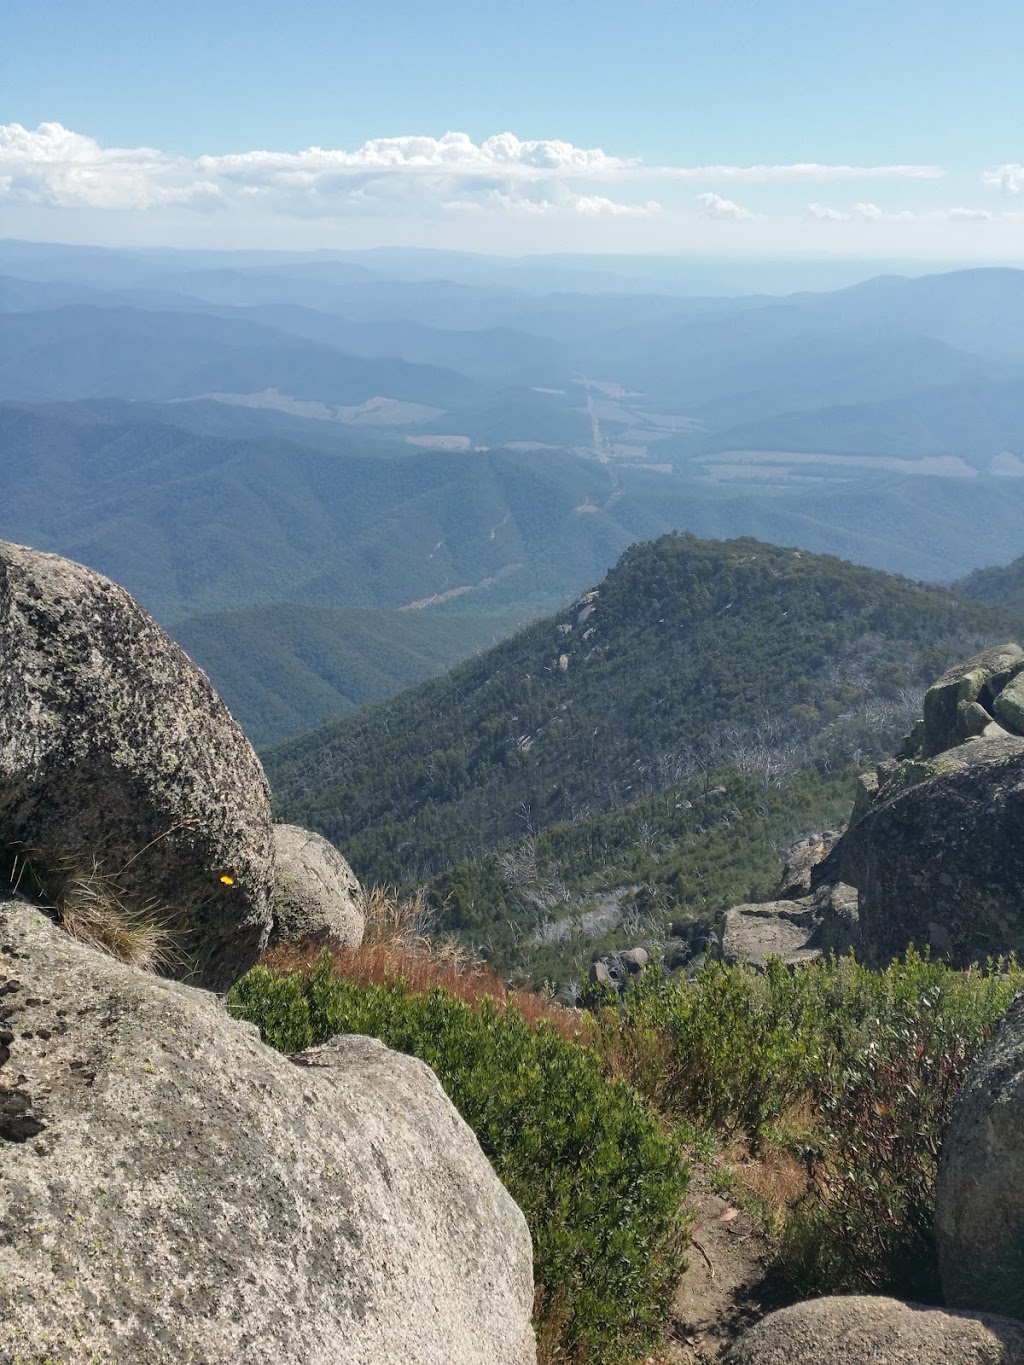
[[261, 882, 594, 1045], [719, 1103, 821, 1231], [9, 848, 184, 973]]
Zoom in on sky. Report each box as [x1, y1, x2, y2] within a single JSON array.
[[2, 0, 1023, 258]]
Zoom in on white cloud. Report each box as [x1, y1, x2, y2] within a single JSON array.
[[0, 122, 952, 227], [665, 162, 944, 184], [0, 121, 217, 209], [571, 194, 661, 217], [983, 163, 1024, 193], [945, 206, 994, 221], [696, 191, 753, 220], [808, 202, 851, 221], [853, 202, 995, 223], [196, 131, 632, 187]]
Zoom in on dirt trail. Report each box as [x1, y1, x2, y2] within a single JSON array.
[[661, 1167, 792, 1362]]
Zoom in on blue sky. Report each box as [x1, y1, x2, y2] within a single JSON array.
[[2, 0, 1022, 257]]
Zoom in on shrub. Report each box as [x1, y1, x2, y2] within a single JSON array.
[[605, 957, 824, 1141], [779, 953, 1023, 1301], [229, 957, 690, 1365], [596, 950, 1023, 1304]]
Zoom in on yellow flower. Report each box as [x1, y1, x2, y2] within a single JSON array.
[[219, 874, 235, 886]]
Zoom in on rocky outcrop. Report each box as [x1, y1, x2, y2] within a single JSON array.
[[588, 946, 651, 991], [0, 898, 537, 1364], [268, 823, 365, 949], [840, 736, 1024, 966], [918, 643, 1024, 757], [0, 540, 273, 990], [808, 643, 1024, 967], [936, 990, 1024, 1319], [722, 900, 823, 970], [724, 1295, 1024, 1364], [718, 832, 859, 972]]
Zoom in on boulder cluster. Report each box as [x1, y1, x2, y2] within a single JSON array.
[[0, 540, 536, 1363], [720, 643, 1024, 974], [839, 643, 1024, 968]]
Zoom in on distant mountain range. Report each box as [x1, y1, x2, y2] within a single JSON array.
[[3, 241, 1024, 761]]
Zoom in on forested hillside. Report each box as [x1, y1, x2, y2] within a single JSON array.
[[956, 552, 1024, 615], [174, 601, 528, 745], [265, 534, 1024, 973]]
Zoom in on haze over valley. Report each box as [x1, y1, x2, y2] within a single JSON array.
[[2, 238, 1024, 744]]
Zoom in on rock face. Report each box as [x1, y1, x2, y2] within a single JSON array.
[[724, 1295, 1024, 1364], [816, 643, 1024, 967], [269, 823, 365, 949], [0, 898, 537, 1364], [936, 990, 1024, 1319], [722, 901, 823, 970], [919, 643, 1024, 757], [718, 832, 859, 972], [840, 737, 1024, 966], [0, 540, 273, 990]]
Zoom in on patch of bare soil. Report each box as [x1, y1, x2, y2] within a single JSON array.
[[659, 1166, 792, 1362]]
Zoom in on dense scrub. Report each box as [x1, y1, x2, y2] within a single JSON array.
[[605, 952, 1024, 1303], [432, 761, 856, 976], [229, 957, 690, 1365]]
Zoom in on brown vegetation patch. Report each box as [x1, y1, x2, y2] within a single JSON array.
[[260, 883, 594, 1045]]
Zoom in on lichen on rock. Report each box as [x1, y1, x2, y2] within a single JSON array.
[[0, 539, 274, 990]]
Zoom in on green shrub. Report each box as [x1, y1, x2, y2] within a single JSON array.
[[779, 953, 1022, 1301], [598, 950, 1023, 1304], [229, 958, 690, 1365], [607, 958, 825, 1141]]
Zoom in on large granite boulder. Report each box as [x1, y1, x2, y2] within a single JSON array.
[[269, 823, 365, 949], [920, 643, 1024, 757], [840, 736, 1024, 966], [936, 990, 1024, 1318], [724, 1295, 1024, 1364], [0, 898, 537, 1364], [0, 540, 273, 989]]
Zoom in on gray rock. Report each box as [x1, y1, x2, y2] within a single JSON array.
[[774, 832, 840, 898], [0, 899, 536, 1364], [588, 959, 619, 990], [841, 737, 1024, 965], [724, 1295, 1024, 1364], [921, 643, 1024, 757], [959, 697, 997, 738], [269, 823, 364, 949], [811, 880, 860, 955], [0, 540, 272, 990], [937, 989, 1024, 1318], [722, 901, 821, 971], [618, 946, 651, 975], [994, 671, 1024, 736]]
